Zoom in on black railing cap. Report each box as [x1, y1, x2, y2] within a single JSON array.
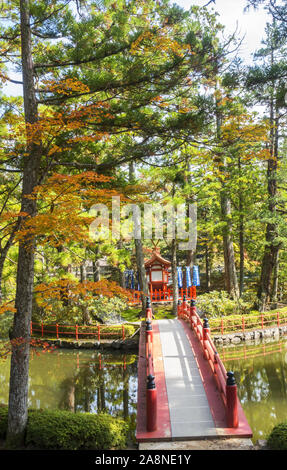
[[147, 374, 156, 389], [226, 371, 236, 386], [146, 319, 152, 331]]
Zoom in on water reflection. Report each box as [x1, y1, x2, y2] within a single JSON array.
[[218, 339, 287, 441], [0, 349, 138, 435]]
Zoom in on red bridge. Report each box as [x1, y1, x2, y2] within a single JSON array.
[[136, 297, 252, 443]]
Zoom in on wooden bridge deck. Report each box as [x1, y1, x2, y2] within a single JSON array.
[[136, 318, 252, 442]]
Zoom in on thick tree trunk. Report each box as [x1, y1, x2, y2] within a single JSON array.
[[256, 43, 280, 311], [257, 123, 279, 309], [6, 0, 41, 448], [271, 247, 279, 304]]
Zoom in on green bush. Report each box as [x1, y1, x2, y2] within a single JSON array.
[[196, 291, 251, 318], [267, 422, 287, 450], [33, 295, 128, 325], [0, 312, 14, 339], [0, 406, 128, 450], [209, 309, 287, 334]]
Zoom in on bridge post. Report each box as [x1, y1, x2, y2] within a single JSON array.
[[190, 299, 196, 329], [146, 318, 153, 343], [203, 317, 210, 360], [182, 295, 187, 317], [146, 296, 152, 321], [190, 299, 196, 317], [226, 371, 239, 428], [146, 374, 157, 432]]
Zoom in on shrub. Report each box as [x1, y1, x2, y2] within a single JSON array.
[[196, 291, 251, 318], [0, 312, 14, 339], [267, 422, 287, 450], [209, 309, 287, 334], [0, 406, 128, 450]]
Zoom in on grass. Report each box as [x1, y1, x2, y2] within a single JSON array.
[[121, 304, 175, 322]]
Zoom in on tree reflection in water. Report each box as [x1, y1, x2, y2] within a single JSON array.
[[0, 349, 138, 438], [218, 340, 287, 441]]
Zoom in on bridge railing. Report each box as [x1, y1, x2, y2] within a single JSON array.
[[178, 297, 238, 428], [145, 297, 157, 432]]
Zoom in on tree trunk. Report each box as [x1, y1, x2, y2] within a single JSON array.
[[134, 238, 149, 312], [129, 161, 148, 311], [6, 0, 41, 448], [220, 189, 239, 300], [205, 242, 211, 292], [239, 197, 245, 298], [271, 247, 280, 304], [256, 40, 279, 311], [215, 79, 239, 300], [171, 238, 178, 315]]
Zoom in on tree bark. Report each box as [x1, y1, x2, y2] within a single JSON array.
[[205, 242, 211, 292], [6, 0, 42, 448], [257, 106, 279, 310], [220, 192, 239, 299], [239, 195, 245, 298], [215, 79, 239, 300], [171, 238, 178, 315]]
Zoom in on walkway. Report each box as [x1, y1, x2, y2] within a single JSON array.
[[136, 318, 252, 442]]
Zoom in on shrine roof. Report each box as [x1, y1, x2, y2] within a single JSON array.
[[144, 250, 171, 268]]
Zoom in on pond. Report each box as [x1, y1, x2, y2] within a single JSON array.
[[0, 347, 138, 439], [218, 337, 287, 442]]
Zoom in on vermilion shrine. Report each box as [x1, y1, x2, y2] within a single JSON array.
[[144, 246, 171, 295], [127, 246, 199, 303]]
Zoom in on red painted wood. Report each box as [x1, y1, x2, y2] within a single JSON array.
[[136, 321, 171, 442], [179, 319, 252, 437]]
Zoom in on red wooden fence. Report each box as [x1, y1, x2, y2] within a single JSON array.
[[30, 321, 127, 341], [130, 286, 196, 304]]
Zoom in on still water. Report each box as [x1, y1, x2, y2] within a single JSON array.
[[218, 338, 287, 442], [0, 348, 138, 436]]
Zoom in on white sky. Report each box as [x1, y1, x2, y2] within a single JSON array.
[[176, 0, 269, 62], [3, 0, 269, 97]]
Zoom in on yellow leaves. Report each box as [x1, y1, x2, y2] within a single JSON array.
[[0, 302, 16, 315], [43, 78, 90, 96], [34, 278, 131, 311], [130, 27, 191, 58], [15, 172, 122, 248]]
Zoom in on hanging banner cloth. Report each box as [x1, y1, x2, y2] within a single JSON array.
[[177, 267, 183, 288], [192, 266, 200, 286], [186, 266, 191, 288]]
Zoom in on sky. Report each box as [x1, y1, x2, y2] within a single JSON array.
[[3, 0, 269, 97], [176, 0, 269, 62]]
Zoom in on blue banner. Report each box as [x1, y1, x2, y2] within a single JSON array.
[[186, 266, 191, 288], [192, 266, 200, 286], [124, 270, 135, 289], [177, 267, 183, 288]]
